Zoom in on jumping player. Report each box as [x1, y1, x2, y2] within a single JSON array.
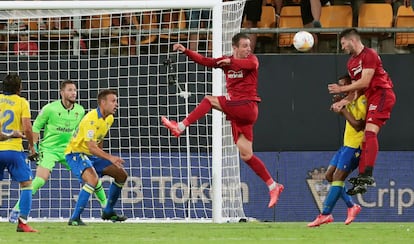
[[161, 33, 284, 208], [328, 28, 396, 194]]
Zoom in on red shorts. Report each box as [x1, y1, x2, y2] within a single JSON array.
[[366, 88, 396, 127], [218, 96, 258, 143]]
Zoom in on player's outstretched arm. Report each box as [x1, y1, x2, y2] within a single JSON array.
[[174, 43, 218, 67]]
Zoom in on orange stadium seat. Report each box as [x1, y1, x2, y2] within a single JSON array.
[[358, 3, 393, 50], [159, 9, 187, 41], [257, 5, 277, 39], [46, 17, 73, 39], [358, 3, 393, 28], [320, 5, 352, 28], [394, 6, 414, 47], [319, 5, 353, 50], [85, 14, 111, 30], [139, 11, 158, 45], [278, 6, 302, 47]]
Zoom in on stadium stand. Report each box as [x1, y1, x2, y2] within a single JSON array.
[[394, 6, 414, 47], [278, 5, 302, 48], [358, 3, 394, 51]]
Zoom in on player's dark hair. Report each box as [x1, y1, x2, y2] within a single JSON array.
[[339, 28, 360, 40], [3, 73, 22, 94], [97, 89, 117, 104], [232, 33, 250, 47], [338, 74, 351, 85], [60, 80, 76, 90]]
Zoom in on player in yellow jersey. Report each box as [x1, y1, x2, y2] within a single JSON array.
[[308, 75, 367, 227], [0, 73, 38, 232], [65, 89, 128, 226]]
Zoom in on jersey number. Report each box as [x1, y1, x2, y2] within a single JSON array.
[[1, 109, 15, 134]]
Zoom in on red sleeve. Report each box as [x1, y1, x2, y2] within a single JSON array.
[[184, 49, 223, 68], [230, 54, 259, 70]]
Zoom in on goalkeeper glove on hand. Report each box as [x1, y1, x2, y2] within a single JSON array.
[[28, 143, 39, 161]]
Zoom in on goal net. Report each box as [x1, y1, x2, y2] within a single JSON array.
[[0, 0, 247, 223]]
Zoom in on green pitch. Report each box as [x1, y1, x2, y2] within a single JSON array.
[[0, 222, 412, 243]]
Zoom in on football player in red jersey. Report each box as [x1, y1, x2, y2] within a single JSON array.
[[161, 33, 284, 208], [328, 28, 396, 194]]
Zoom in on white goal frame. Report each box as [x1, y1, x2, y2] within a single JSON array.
[[0, 0, 246, 223]]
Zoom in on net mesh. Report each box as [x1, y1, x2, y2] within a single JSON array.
[[0, 0, 246, 222]]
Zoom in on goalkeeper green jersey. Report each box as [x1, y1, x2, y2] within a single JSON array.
[[33, 100, 85, 153]]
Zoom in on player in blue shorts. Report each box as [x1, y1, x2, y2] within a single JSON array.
[[0, 73, 38, 232], [65, 89, 128, 226], [9, 80, 108, 223], [308, 75, 366, 227]]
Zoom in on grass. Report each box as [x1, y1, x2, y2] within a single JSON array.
[[0, 222, 413, 243]]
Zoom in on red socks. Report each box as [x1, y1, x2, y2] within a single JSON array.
[[245, 155, 273, 184], [183, 98, 212, 127], [359, 131, 378, 174]]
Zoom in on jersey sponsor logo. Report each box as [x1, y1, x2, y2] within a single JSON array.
[[369, 104, 377, 111], [351, 60, 362, 77], [56, 127, 73, 133], [227, 70, 243, 79], [87, 130, 94, 139]]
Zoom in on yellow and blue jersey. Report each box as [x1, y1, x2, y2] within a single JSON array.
[[343, 95, 367, 149], [0, 94, 31, 151], [64, 108, 113, 155]]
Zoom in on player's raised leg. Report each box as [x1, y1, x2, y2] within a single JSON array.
[[162, 96, 214, 137]]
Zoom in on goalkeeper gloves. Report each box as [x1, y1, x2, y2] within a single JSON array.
[[28, 143, 39, 162]]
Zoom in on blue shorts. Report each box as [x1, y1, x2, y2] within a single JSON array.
[[329, 146, 360, 173], [66, 153, 112, 183], [0, 151, 33, 182]]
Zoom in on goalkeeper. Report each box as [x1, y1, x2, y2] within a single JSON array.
[[9, 80, 107, 223]]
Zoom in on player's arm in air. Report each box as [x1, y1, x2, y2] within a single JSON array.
[[173, 43, 225, 68]]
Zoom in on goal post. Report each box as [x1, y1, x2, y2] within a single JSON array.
[[0, 0, 247, 223]]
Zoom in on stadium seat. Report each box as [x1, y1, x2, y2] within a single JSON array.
[[139, 11, 158, 45], [159, 9, 187, 41], [358, 3, 393, 50], [278, 6, 302, 48], [318, 5, 353, 51], [46, 17, 73, 39], [320, 5, 352, 28], [85, 14, 111, 30], [257, 5, 277, 39], [358, 3, 393, 27], [394, 6, 414, 47]]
